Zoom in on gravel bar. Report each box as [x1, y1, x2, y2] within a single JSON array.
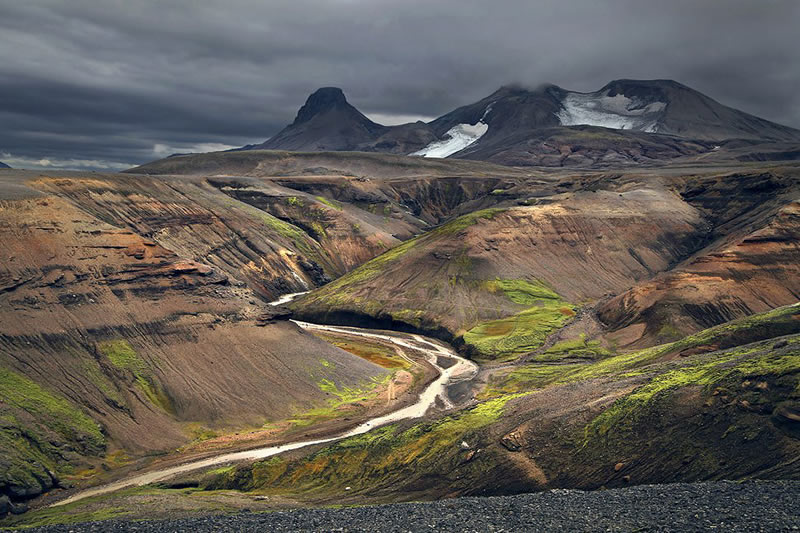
[[23, 481, 800, 532]]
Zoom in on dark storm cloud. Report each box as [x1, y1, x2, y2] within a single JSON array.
[[1, 0, 798, 170]]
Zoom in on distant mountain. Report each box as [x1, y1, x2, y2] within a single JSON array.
[[576, 79, 800, 141], [249, 87, 386, 151], [233, 80, 800, 167], [245, 87, 437, 154], [0, 161, 10, 169]]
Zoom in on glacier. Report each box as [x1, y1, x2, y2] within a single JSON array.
[[557, 92, 666, 132]]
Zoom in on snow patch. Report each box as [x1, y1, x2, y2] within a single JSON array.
[[411, 104, 493, 158], [412, 121, 489, 158], [557, 92, 666, 133]]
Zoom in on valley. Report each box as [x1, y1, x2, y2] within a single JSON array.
[[2, 77, 800, 527], [49, 317, 478, 509], [2, 149, 798, 527], [4, 0, 800, 527]]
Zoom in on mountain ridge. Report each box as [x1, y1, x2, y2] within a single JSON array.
[[235, 79, 800, 167]]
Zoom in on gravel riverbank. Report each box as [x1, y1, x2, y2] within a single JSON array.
[[21, 481, 800, 532]]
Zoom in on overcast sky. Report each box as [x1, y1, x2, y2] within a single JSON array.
[[1, 0, 799, 171]]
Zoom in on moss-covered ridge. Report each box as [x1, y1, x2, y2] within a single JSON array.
[[202, 393, 524, 498], [0, 365, 105, 503], [483, 303, 800, 397], [585, 334, 800, 441]]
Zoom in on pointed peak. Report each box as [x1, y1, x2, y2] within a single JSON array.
[[309, 86, 347, 102], [293, 87, 350, 124]]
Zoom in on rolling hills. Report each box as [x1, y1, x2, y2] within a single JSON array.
[[2, 147, 799, 525], [290, 166, 800, 358]]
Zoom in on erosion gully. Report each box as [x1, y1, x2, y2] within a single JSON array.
[[52, 292, 479, 507]]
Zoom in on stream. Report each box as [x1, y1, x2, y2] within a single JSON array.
[[52, 293, 478, 507]]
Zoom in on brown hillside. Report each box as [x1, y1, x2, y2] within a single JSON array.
[[0, 174, 386, 503]]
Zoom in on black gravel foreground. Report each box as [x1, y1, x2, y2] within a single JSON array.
[[24, 481, 800, 532]]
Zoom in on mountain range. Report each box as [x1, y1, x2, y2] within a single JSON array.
[[3, 78, 800, 526], [241, 80, 800, 167]]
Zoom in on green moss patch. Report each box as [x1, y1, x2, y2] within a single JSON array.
[[283, 374, 391, 429], [1, 505, 131, 529], [315, 196, 343, 210], [0, 366, 105, 499], [98, 340, 172, 413], [427, 207, 506, 237], [0, 367, 104, 447], [259, 211, 318, 256], [463, 279, 575, 360], [530, 335, 613, 362], [100, 340, 144, 372], [483, 278, 561, 305], [206, 393, 523, 495], [317, 377, 388, 404]]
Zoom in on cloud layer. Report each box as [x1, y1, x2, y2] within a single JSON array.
[[1, 0, 798, 170]]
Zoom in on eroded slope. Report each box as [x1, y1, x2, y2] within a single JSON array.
[[292, 180, 710, 359], [0, 176, 387, 508]]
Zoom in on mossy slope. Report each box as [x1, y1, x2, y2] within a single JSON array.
[[0, 366, 105, 501], [199, 304, 800, 506], [463, 279, 575, 360], [202, 394, 523, 500]]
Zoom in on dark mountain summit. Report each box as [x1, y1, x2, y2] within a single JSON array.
[[248, 87, 388, 152], [292, 87, 358, 124], [594, 79, 800, 141], [237, 79, 800, 167], [0, 162, 10, 169]]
